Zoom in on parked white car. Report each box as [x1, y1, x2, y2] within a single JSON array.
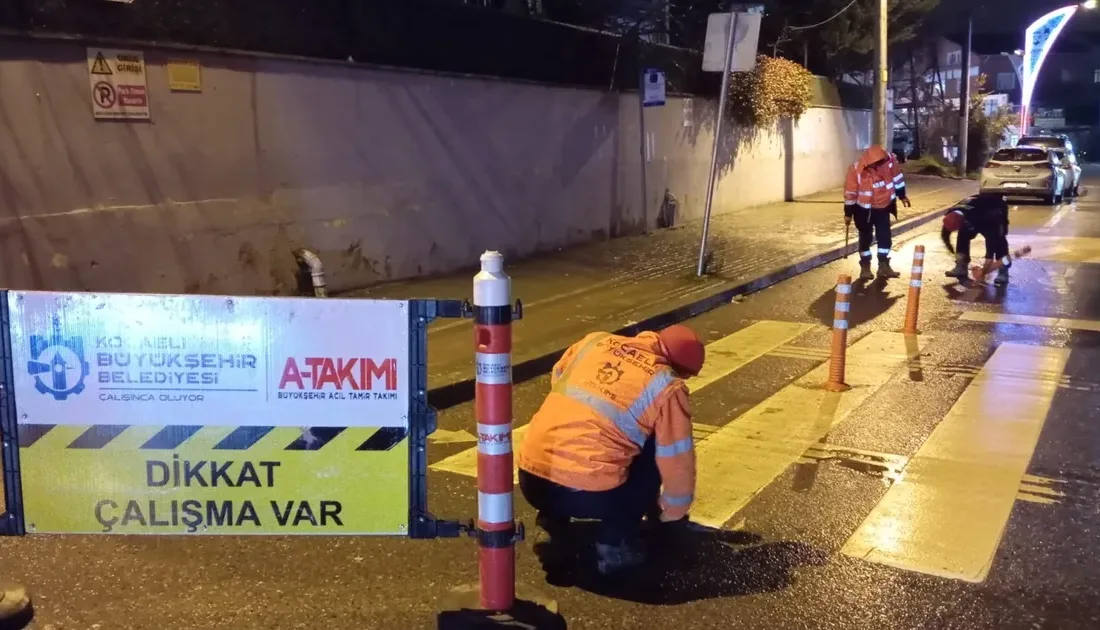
[[1052, 148, 1082, 198], [1017, 134, 1081, 197], [980, 146, 1065, 205]]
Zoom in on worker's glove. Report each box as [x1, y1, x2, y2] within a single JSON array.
[[844, 215, 852, 227], [940, 229, 956, 255], [901, 196, 912, 208]]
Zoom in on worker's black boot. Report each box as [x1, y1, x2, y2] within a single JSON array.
[[945, 253, 970, 279], [858, 258, 874, 281], [533, 513, 576, 586], [877, 258, 901, 279], [595, 540, 647, 576], [994, 266, 1010, 286]]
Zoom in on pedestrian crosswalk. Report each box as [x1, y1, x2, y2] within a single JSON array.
[[430, 320, 815, 480], [690, 331, 928, 529], [428, 318, 1090, 585], [840, 343, 1070, 583]]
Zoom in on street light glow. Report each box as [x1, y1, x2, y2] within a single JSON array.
[[1021, 6, 1080, 133], [1083, 0, 1097, 10]]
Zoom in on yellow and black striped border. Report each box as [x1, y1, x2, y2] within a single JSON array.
[[17, 425, 408, 451]]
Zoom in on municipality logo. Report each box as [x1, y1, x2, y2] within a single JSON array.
[[27, 317, 90, 401]]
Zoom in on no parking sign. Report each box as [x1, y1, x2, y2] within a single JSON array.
[[87, 47, 151, 120]]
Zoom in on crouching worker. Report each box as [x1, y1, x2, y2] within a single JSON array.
[[941, 193, 1011, 285], [518, 325, 704, 576]]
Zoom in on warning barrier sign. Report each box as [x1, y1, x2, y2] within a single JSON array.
[[87, 47, 151, 120], [3, 291, 419, 535]]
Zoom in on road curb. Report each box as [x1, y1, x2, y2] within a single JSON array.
[[428, 198, 964, 411], [0, 581, 32, 630]]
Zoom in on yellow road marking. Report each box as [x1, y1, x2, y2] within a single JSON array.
[[960, 311, 1100, 333], [766, 345, 831, 361], [1017, 235, 1100, 263], [689, 331, 930, 529], [1046, 268, 1072, 295], [430, 320, 815, 480], [802, 445, 1068, 505], [1037, 204, 1073, 233], [692, 423, 721, 440], [840, 343, 1069, 583], [688, 321, 819, 391]]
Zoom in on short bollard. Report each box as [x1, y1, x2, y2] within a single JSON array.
[[903, 246, 925, 334], [438, 251, 563, 630], [824, 274, 852, 393], [472, 251, 517, 611]]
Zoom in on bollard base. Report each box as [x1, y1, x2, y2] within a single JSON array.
[[823, 381, 850, 393], [437, 584, 564, 630], [902, 328, 921, 335], [0, 581, 32, 630]]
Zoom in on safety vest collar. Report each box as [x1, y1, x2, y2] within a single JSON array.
[[552, 333, 678, 448]]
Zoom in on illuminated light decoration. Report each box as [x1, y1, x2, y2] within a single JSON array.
[[1021, 6, 1079, 134]]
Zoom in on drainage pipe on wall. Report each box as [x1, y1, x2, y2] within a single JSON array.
[[293, 248, 327, 298]]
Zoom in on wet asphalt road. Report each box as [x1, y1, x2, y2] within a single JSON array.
[[4, 172, 1100, 629]]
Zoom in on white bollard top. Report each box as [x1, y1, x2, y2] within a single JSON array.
[[480, 250, 504, 274], [474, 250, 510, 307]]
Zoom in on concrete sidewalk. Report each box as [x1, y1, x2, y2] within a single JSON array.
[[349, 176, 977, 407]]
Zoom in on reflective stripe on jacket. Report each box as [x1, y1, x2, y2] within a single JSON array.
[[518, 331, 696, 520], [887, 153, 907, 199]]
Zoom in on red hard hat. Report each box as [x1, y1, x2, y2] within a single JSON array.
[[657, 324, 705, 377], [943, 211, 964, 233]]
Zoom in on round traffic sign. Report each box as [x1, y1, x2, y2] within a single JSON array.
[[93, 81, 116, 108]]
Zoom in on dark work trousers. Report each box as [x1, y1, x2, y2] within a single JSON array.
[[853, 207, 893, 262], [957, 211, 1010, 262], [518, 436, 661, 547]]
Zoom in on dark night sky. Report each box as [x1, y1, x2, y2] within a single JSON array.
[[933, 0, 1100, 52]]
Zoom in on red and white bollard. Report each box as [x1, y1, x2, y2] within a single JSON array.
[[824, 274, 852, 393], [903, 246, 925, 334], [472, 251, 516, 612]]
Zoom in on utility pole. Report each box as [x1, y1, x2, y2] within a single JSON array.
[[872, 0, 888, 147], [695, 11, 739, 277], [957, 14, 973, 177]]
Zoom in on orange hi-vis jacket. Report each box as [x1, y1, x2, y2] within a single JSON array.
[[844, 145, 896, 214], [517, 331, 696, 521]]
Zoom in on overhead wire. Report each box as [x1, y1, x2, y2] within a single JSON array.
[[787, 0, 860, 31]]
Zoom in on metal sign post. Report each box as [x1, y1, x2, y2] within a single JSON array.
[[0, 292, 24, 537], [696, 12, 739, 277], [640, 68, 666, 234]]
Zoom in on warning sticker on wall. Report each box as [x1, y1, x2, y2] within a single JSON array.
[[87, 47, 151, 120], [167, 59, 202, 92]]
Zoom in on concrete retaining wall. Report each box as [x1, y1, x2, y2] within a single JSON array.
[[0, 37, 871, 295]]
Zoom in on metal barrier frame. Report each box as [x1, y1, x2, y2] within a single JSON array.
[[0, 290, 25, 536], [0, 292, 472, 539], [408, 299, 472, 539]]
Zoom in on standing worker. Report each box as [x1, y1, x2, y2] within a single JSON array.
[[941, 193, 1012, 286], [517, 325, 704, 576], [843, 146, 912, 281]]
